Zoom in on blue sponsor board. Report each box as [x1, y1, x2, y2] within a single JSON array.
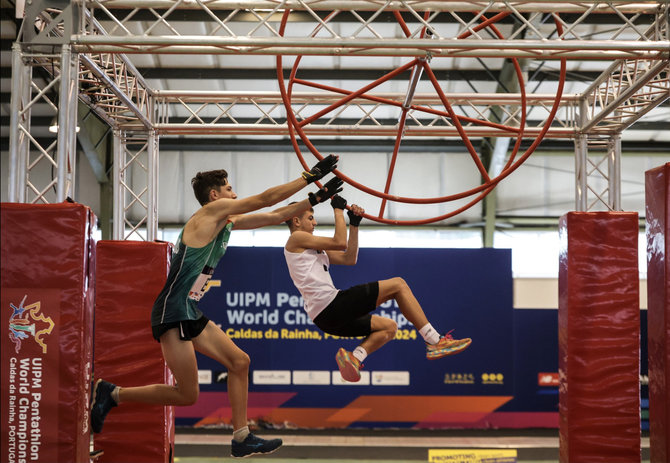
[[183, 246, 514, 427]]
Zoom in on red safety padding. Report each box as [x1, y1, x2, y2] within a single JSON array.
[[1, 202, 96, 463], [645, 162, 670, 463], [93, 240, 174, 463], [558, 211, 640, 463]]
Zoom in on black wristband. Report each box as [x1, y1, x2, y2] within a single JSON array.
[[308, 193, 319, 206]]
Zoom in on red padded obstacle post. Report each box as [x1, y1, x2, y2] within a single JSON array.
[[645, 162, 670, 463], [1, 202, 96, 463], [558, 212, 640, 463], [93, 241, 174, 463]]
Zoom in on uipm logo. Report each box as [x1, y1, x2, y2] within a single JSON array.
[[8, 294, 54, 354]]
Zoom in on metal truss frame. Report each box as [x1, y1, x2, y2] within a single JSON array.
[[113, 129, 158, 240], [8, 0, 670, 235], [79, 0, 669, 59], [574, 133, 622, 212], [9, 43, 80, 204]]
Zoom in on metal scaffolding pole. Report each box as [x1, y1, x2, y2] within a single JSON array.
[[608, 134, 622, 212], [574, 133, 588, 212], [8, 43, 30, 203], [112, 129, 124, 240], [56, 44, 79, 202], [147, 129, 158, 241]]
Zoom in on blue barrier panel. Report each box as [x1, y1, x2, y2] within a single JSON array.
[[178, 247, 514, 429]]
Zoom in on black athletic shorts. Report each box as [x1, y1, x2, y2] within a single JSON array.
[[313, 281, 379, 337], [152, 315, 210, 342]]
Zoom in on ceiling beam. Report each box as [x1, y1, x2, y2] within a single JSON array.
[[87, 9, 655, 25], [4, 136, 667, 153], [0, 62, 601, 82]]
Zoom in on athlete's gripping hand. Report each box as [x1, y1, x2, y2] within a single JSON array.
[[330, 195, 347, 210], [347, 205, 364, 226], [308, 176, 343, 206], [302, 154, 339, 184]]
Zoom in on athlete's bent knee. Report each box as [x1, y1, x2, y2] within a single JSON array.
[[395, 277, 409, 291], [387, 276, 408, 294], [229, 351, 250, 374], [385, 319, 398, 342]]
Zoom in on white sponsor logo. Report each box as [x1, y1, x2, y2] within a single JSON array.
[[293, 370, 331, 385], [253, 370, 291, 385], [198, 370, 212, 384], [371, 371, 410, 386]]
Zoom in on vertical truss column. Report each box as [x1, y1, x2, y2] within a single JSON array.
[[112, 129, 159, 241], [8, 44, 79, 204], [574, 133, 622, 212], [8, 43, 31, 202]]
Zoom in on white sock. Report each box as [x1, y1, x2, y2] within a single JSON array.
[[419, 323, 441, 345], [352, 346, 367, 363], [111, 386, 120, 404], [233, 426, 250, 442]]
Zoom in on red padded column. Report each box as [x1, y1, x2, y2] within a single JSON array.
[[558, 211, 640, 463], [1, 202, 96, 463], [645, 162, 670, 463], [93, 241, 174, 463]]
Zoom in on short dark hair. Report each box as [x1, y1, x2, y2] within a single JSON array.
[[285, 203, 312, 230], [191, 170, 229, 206]]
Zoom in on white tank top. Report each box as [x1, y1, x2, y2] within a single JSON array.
[[284, 247, 339, 320]]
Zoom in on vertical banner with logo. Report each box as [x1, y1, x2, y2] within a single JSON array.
[[177, 247, 514, 428], [1, 203, 96, 462], [1, 289, 60, 462]]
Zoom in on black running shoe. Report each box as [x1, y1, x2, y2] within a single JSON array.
[[91, 379, 117, 433], [231, 433, 283, 458]]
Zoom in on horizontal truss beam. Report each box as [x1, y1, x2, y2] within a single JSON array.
[[73, 37, 670, 60], [90, 1, 664, 14]]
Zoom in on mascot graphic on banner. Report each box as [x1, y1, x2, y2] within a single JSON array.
[[8, 294, 54, 354]]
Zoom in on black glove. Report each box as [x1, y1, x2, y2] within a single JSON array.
[[302, 154, 338, 184], [309, 176, 343, 205], [330, 195, 347, 210], [347, 209, 363, 226]]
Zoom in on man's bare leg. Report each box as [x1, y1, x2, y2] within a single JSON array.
[[359, 315, 397, 355], [117, 328, 200, 406], [377, 277, 429, 329], [191, 321, 250, 431]]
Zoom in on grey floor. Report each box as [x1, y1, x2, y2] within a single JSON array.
[[173, 428, 651, 462]]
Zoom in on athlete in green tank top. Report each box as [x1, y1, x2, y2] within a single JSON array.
[[151, 220, 233, 326], [91, 156, 343, 458]]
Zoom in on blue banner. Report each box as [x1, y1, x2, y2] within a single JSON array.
[[179, 247, 515, 428]]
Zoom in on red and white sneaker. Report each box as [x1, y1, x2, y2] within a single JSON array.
[[426, 330, 471, 359], [335, 348, 362, 382]]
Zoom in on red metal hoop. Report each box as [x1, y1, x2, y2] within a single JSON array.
[[277, 10, 567, 225]]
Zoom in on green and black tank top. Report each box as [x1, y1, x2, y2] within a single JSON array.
[[151, 221, 233, 326]]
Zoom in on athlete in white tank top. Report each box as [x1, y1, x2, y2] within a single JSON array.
[[283, 197, 472, 383], [284, 248, 339, 320]]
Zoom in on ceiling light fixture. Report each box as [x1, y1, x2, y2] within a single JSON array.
[[49, 116, 80, 133]]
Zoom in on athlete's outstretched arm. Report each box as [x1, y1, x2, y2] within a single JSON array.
[[205, 155, 339, 221], [231, 176, 344, 230], [231, 198, 312, 230]]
